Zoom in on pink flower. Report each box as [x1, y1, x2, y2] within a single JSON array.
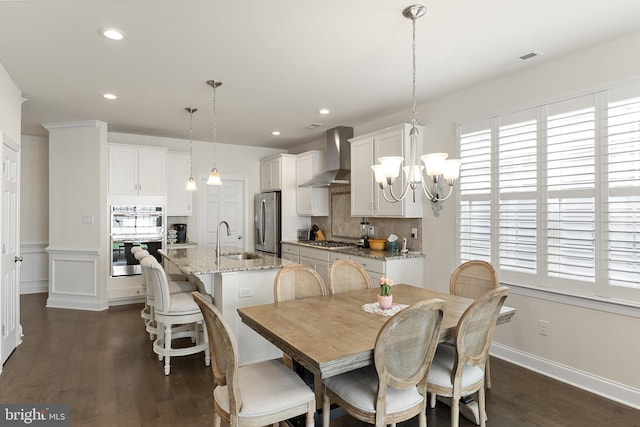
[[379, 277, 393, 296]]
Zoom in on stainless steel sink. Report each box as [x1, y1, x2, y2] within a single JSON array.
[[223, 252, 262, 260]]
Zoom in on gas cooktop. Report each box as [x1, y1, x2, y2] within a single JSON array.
[[300, 240, 356, 249]]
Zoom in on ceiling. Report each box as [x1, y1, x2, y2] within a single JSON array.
[[1, 1, 640, 150]]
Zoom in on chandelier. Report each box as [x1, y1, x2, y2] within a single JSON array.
[[185, 107, 198, 191], [206, 80, 223, 185], [371, 4, 461, 216]]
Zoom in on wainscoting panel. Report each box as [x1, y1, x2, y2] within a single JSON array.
[[46, 248, 108, 311], [20, 243, 48, 294]]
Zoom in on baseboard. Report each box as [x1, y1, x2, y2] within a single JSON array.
[[46, 296, 108, 311], [491, 343, 640, 410], [20, 280, 48, 295], [108, 296, 144, 307]]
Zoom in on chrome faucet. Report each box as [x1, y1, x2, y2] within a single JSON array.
[[216, 220, 231, 261]]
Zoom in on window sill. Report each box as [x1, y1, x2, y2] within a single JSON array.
[[501, 282, 640, 319]]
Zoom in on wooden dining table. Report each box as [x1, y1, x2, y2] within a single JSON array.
[[237, 284, 516, 381]]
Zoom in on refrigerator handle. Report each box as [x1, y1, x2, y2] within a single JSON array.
[[260, 198, 266, 246]]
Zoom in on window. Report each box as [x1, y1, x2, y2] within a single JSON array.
[[456, 83, 640, 304]]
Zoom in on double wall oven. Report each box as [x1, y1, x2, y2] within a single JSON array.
[[110, 205, 165, 277]]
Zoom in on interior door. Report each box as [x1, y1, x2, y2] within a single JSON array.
[[199, 177, 246, 251], [1, 134, 21, 366]]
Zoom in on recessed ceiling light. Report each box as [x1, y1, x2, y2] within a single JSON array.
[[103, 93, 117, 100], [271, 131, 281, 136], [318, 108, 331, 115], [99, 27, 126, 41]]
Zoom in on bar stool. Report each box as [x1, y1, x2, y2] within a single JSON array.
[[141, 256, 210, 375]]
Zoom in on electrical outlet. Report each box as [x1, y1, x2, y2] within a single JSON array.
[[238, 288, 252, 298], [538, 319, 550, 336], [368, 225, 375, 235], [411, 228, 418, 239]]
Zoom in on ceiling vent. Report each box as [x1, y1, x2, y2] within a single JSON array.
[[519, 50, 543, 61]]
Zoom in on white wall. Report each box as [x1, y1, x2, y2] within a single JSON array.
[[0, 62, 21, 142], [352, 32, 640, 407]]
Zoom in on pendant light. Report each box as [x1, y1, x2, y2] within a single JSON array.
[[185, 107, 198, 191], [371, 4, 461, 216], [206, 80, 223, 186]]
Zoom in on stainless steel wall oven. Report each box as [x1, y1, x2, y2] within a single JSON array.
[[110, 205, 165, 277]]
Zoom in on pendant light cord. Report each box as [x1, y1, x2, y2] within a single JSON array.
[[411, 14, 418, 129], [211, 82, 217, 166]]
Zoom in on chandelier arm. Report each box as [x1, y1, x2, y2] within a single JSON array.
[[381, 186, 400, 203], [388, 178, 412, 201]]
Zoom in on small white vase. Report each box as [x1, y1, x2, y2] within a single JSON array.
[[377, 294, 393, 310]]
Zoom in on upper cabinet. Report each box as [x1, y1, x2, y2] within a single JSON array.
[[166, 151, 192, 216], [260, 155, 284, 191], [296, 150, 328, 216], [349, 123, 424, 218], [108, 144, 166, 196]]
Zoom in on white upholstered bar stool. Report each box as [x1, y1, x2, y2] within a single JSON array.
[[193, 292, 316, 427], [142, 256, 210, 375], [137, 250, 199, 341]]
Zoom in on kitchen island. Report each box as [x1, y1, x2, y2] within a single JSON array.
[[160, 246, 289, 365]]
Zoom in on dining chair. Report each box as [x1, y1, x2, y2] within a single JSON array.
[[192, 291, 316, 427], [327, 258, 372, 295], [141, 256, 210, 375], [427, 286, 509, 427], [273, 263, 327, 302], [449, 260, 499, 389], [321, 298, 446, 427]]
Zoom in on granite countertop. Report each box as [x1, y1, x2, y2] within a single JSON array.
[[281, 241, 424, 260], [159, 246, 289, 275]]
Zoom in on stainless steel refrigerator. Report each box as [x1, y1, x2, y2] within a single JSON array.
[[254, 191, 281, 257]]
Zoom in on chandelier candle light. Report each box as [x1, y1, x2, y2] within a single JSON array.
[[206, 80, 223, 186], [185, 107, 198, 191], [371, 4, 461, 216]]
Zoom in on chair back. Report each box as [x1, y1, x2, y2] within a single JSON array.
[[455, 286, 509, 368], [375, 299, 445, 389], [192, 292, 242, 413], [327, 259, 371, 295], [273, 264, 327, 302], [449, 260, 498, 300], [140, 257, 171, 313], [134, 249, 150, 261]]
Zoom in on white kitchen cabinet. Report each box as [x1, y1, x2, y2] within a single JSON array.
[[329, 252, 424, 289], [166, 151, 192, 216], [296, 150, 329, 216], [261, 153, 297, 191], [349, 123, 424, 218], [299, 246, 329, 284], [281, 243, 300, 263], [108, 144, 166, 196]]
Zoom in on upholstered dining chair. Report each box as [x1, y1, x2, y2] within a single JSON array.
[[327, 258, 372, 295], [273, 263, 327, 302], [427, 287, 509, 427], [141, 256, 210, 375], [449, 260, 499, 388], [192, 291, 316, 427], [321, 299, 446, 427]]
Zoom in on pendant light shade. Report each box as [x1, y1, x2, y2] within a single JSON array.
[[206, 80, 223, 186], [185, 107, 198, 191]]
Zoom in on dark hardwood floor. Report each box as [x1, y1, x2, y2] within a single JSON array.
[[1, 293, 638, 426]]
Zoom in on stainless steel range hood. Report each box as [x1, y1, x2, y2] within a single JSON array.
[[299, 126, 354, 187]]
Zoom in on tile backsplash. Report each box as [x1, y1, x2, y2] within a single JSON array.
[[311, 184, 422, 252]]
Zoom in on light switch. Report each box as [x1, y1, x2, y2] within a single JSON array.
[[82, 215, 94, 225]]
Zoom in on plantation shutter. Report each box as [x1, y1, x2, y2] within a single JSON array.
[[458, 121, 492, 262]]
